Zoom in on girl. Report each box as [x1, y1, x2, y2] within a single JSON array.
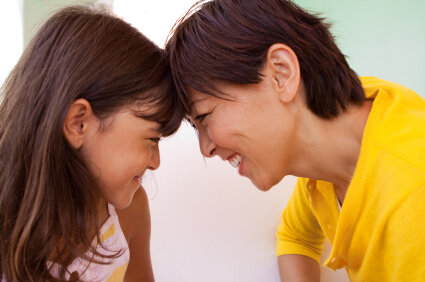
[[0, 5, 183, 281], [166, 0, 425, 281]]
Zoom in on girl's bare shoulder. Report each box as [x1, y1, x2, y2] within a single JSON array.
[[115, 187, 151, 244]]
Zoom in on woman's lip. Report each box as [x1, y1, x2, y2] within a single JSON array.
[[227, 153, 242, 168], [237, 157, 243, 175], [225, 153, 236, 161]]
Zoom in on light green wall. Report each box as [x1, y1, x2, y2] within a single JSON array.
[[23, 0, 98, 47], [295, 0, 425, 97]]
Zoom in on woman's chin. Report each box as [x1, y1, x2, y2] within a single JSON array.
[[250, 178, 274, 192]]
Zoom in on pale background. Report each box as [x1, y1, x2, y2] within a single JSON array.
[[1, 1, 424, 281]]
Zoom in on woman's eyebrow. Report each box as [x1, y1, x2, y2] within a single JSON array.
[[191, 97, 208, 104], [188, 97, 208, 116]]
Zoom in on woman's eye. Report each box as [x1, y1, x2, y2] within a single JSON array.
[[187, 119, 196, 129], [195, 113, 208, 123]]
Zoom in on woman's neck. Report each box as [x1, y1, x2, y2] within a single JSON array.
[[290, 99, 374, 203]]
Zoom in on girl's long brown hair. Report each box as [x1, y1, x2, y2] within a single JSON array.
[[0, 5, 183, 281]]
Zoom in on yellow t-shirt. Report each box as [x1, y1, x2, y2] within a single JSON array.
[[276, 77, 425, 281]]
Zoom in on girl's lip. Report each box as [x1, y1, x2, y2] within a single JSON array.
[[135, 174, 144, 185]]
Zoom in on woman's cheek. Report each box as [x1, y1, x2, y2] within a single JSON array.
[[210, 123, 230, 144]]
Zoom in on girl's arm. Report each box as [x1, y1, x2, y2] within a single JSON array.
[[117, 187, 155, 282]]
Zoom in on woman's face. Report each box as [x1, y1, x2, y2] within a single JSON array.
[[82, 109, 161, 209], [188, 81, 296, 191]]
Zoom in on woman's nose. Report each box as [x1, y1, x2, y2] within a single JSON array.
[[198, 129, 217, 158]]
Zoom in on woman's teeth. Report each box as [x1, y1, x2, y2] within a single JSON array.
[[229, 154, 242, 168]]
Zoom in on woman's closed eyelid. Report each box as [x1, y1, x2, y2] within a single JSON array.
[[195, 113, 208, 123]]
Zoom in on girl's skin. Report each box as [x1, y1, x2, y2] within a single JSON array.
[[0, 5, 183, 281], [63, 98, 160, 281]]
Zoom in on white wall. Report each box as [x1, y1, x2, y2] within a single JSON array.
[[113, 2, 342, 281], [114, 1, 424, 282], [0, 1, 22, 87]]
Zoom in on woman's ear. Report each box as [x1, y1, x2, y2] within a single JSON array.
[[265, 43, 300, 103], [63, 99, 93, 149]]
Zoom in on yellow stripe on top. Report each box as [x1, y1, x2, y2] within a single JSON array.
[[100, 223, 116, 243], [106, 262, 129, 282]]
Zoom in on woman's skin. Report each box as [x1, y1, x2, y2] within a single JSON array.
[[188, 44, 372, 203], [187, 44, 373, 282]]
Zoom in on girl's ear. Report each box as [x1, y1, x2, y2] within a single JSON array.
[[63, 99, 93, 149], [265, 43, 301, 104]]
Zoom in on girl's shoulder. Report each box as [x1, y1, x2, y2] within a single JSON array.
[[115, 187, 154, 281], [115, 187, 151, 244]]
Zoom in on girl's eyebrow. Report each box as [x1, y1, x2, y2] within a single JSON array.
[[146, 124, 162, 132]]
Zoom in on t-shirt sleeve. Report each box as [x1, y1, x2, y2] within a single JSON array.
[[276, 177, 326, 264]]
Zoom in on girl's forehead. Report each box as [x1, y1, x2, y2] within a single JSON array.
[[126, 101, 160, 116]]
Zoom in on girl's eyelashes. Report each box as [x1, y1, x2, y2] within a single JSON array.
[[150, 137, 161, 143]]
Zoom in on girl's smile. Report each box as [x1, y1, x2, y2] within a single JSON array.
[[82, 108, 161, 209]]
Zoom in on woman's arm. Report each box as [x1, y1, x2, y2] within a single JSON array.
[[276, 178, 325, 282], [278, 254, 320, 282], [117, 187, 155, 282]]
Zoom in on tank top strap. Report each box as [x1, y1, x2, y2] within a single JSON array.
[[107, 203, 116, 217]]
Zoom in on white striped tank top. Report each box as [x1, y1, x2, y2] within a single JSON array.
[[49, 203, 130, 281]]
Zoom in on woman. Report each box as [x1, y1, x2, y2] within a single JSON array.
[[166, 0, 425, 281]]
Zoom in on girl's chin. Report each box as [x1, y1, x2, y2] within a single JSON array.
[[112, 188, 139, 210]]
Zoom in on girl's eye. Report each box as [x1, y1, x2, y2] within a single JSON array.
[[150, 137, 161, 144]]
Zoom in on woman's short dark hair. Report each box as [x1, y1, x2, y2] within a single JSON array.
[[166, 0, 365, 119]]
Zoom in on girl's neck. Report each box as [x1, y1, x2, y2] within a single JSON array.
[[97, 198, 110, 227]]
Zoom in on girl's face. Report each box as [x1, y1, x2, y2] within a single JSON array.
[[82, 109, 161, 209], [188, 81, 296, 191]]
